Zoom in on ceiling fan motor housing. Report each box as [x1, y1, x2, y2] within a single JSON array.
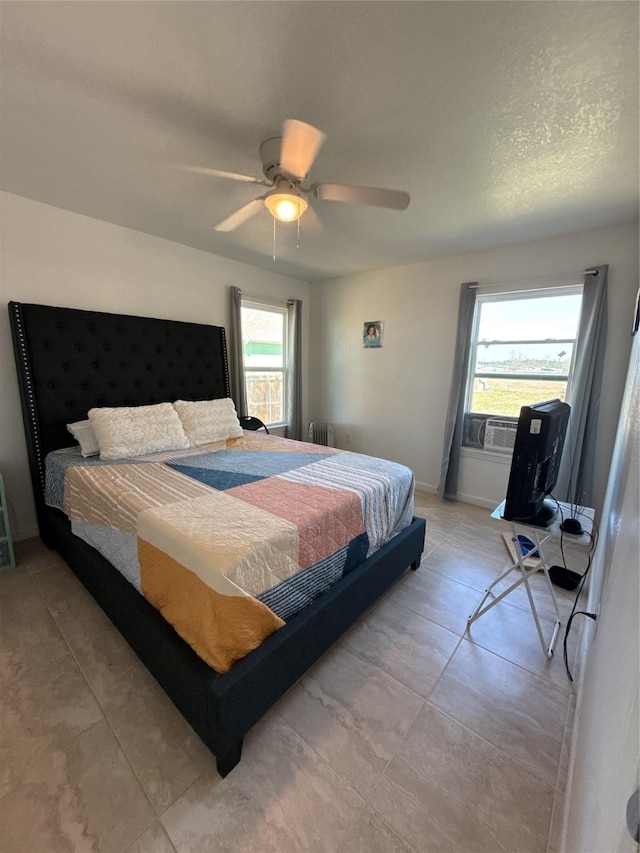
[[260, 136, 292, 183]]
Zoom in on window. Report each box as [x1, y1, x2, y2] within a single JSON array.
[[241, 300, 287, 426], [464, 286, 583, 443]]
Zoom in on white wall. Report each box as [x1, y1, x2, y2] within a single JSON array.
[[309, 222, 639, 512], [0, 192, 310, 540], [561, 323, 639, 853]]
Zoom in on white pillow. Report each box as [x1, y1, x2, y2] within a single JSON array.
[[66, 420, 100, 458], [173, 398, 244, 446], [88, 403, 190, 460]]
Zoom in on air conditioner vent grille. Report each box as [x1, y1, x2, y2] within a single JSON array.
[[484, 418, 517, 452]]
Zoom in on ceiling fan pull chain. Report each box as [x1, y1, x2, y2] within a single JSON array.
[[273, 216, 277, 262], [296, 200, 301, 251]]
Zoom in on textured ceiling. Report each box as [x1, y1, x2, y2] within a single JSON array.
[[1, 1, 638, 281]]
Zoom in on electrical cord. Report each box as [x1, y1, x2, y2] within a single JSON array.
[[563, 574, 591, 681], [549, 495, 599, 680], [562, 517, 599, 682], [554, 499, 569, 569], [549, 496, 578, 581], [563, 608, 598, 682]]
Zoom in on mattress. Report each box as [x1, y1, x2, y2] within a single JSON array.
[[46, 432, 415, 673]]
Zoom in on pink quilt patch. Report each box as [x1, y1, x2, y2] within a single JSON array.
[[228, 478, 364, 568]]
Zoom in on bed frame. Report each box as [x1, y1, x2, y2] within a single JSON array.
[[9, 301, 426, 777]]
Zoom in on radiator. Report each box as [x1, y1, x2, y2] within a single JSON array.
[[308, 422, 335, 447]]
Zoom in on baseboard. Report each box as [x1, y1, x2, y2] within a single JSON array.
[[414, 481, 437, 495], [414, 482, 501, 510], [13, 524, 40, 543], [451, 491, 499, 509]]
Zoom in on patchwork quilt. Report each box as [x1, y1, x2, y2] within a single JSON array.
[[46, 433, 415, 673]]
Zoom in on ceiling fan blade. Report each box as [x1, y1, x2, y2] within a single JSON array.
[[313, 183, 410, 210], [279, 119, 327, 180], [182, 166, 263, 184], [214, 197, 265, 232]]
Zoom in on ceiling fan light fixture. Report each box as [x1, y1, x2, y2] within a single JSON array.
[[264, 190, 308, 223]]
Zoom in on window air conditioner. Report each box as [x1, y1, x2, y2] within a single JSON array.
[[484, 418, 517, 453]]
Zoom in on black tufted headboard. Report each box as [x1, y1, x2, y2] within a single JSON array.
[[9, 302, 230, 527]]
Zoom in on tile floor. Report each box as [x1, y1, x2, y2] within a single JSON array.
[[0, 492, 591, 853]]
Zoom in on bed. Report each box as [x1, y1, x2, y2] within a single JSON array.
[[9, 300, 426, 776]]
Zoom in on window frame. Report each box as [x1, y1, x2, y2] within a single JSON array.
[[240, 297, 289, 429], [463, 283, 584, 445]]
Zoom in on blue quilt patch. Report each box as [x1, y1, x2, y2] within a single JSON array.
[[167, 463, 264, 491], [167, 449, 330, 491], [169, 450, 324, 477]]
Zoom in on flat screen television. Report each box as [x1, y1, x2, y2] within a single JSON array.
[[503, 399, 571, 527]]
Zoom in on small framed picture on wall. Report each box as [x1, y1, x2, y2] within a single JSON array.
[[362, 321, 383, 348]]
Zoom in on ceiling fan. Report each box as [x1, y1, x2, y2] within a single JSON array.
[[188, 119, 410, 232]]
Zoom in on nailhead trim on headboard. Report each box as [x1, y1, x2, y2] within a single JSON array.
[[10, 301, 47, 498]]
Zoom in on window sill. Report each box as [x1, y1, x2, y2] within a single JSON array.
[[460, 446, 513, 464], [268, 425, 287, 438]]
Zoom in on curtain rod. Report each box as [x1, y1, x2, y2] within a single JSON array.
[[236, 289, 293, 307], [466, 269, 599, 290]]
